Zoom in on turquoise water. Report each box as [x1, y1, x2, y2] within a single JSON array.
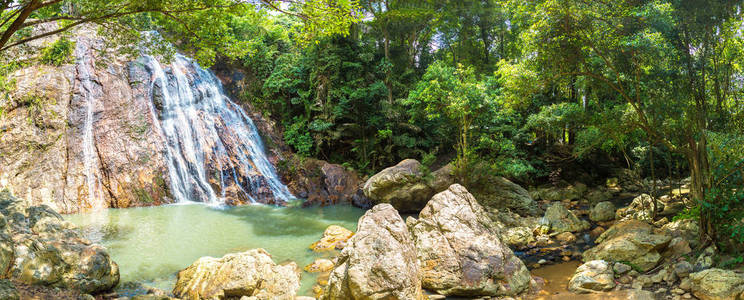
[[66, 203, 364, 296]]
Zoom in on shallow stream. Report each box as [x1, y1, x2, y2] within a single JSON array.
[[66, 203, 364, 297]]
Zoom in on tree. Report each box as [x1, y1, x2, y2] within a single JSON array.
[[514, 0, 743, 240], [0, 0, 361, 62]]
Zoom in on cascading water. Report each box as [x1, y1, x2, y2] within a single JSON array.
[[143, 54, 293, 205], [74, 43, 106, 210]]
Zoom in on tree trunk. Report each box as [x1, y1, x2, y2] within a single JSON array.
[[687, 136, 711, 240]]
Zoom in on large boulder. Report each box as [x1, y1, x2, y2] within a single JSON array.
[[324, 204, 424, 300], [362, 159, 447, 212], [408, 184, 532, 297], [589, 201, 616, 222], [0, 190, 119, 294], [568, 260, 616, 293], [470, 176, 541, 217], [689, 268, 744, 300], [173, 248, 300, 300], [616, 194, 663, 222], [583, 220, 671, 272], [544, 203, 590, 233]]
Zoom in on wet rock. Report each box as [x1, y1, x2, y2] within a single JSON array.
[[589, 201, 616, 222], [310, 225, 354, 252], [304, 259, 334, 273], [589, 226, 605, 239], [583, 220, 671, 272], [555, 232, 577, 244], [362, 159, 442, 212], [616, 194, 662, 222], [0, 191, 119, 294], [504, 227, 535, 249], [544, 203, 590, 233], [173, 248, 300, 300], [689, 268, 744, 300], [568, 260, 616, 293], [408, 184, 531, 297], [324, 204, 424, 300], [0, 280, 19, 300]]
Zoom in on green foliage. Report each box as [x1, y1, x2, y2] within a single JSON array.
[[704, 132, 744, 247], [40, 37, 74, 66]]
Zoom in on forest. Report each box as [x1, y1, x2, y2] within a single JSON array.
[[1, 0, 744, 299]]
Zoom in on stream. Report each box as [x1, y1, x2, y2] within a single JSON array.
[[66, 202, 364, 297]]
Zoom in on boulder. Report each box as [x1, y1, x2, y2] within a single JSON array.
[[585, 188, 613, 205], [544, 203, 590, 233], [689, 268, 744, 300], [583, 220, 671, 272], [589, 201, 616, 222], [662, 219, 701, 249], [362, 159, 445, 212], [408, 184, 531, 297], [568, 260, 616, 293], [304, 259, 334, 273], [504, 227, 535, 249], [309, 225, 354, 252], [173, 249, 300, 300], [616, 194, 662, 222], [0, 191, 119, 294], [471, 176, 541, 216], [324, 204, 424, 300]]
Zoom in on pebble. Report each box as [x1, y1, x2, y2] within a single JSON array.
[[538, 259, 548, 264], [427, 295, 446, 300], [672, 288, 685, 295], [682, 293, 692, 299]]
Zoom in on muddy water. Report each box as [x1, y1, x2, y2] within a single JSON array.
[[532, 261, 634, 300]]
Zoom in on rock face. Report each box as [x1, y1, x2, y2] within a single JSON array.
[[173, 249, 300, 300], [590, 201, 616, 222], [544, 203, 590, 233], [408, 184, 531, 297], [616, 194, 662, 222], [362, 159, 448, 212], [1, 26, 295, 212], [568, 260, 616, 293], [0, 190, 118, 293], [1, 28, 170, 213], [282, 158, 369, 208], [689, 268, 744, 300], [324, 204, 424, 300], [583, 220, 671, 272]]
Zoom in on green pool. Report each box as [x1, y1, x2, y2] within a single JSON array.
[[66, 202, 364, 297]]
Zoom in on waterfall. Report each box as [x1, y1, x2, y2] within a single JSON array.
[[74, 43, 106, 210], [143, 54, 293, 205]]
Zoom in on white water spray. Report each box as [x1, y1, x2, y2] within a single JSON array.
[[143, 54, 293, 205]]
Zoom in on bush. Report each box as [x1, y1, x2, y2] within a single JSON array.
[[40, 37, 75, 66]]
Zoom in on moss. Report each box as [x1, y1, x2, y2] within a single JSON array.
[[133, 187, 154, 204]]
